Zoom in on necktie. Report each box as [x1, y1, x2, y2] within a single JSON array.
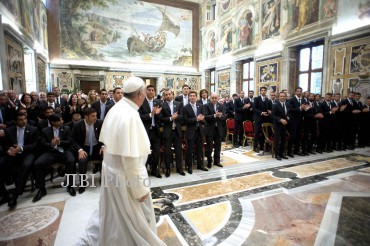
[[149, 100, 155, 126], [192, 104, 197, 115], [168, 102, 173, 115], [298, 98, 301, 105], [101, 103, 105, 119], [56, 97, 59, 105], [89, 124, 93, 155], [327, 102, 331, 110], [17, 128, 24, 147], [282, 102, 287, 115], [214, 104, 218, 126]]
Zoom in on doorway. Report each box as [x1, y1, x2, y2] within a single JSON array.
[[80, 81, 100, 94], [141, 77, 157, 88]]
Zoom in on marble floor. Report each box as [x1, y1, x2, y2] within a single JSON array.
[[1, 145, 370, 246]]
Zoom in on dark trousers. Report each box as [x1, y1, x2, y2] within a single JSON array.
[[302, 120, 317, 153], [205, 130, 222, 166], [317, 122, 332, 151], [343, 117, 356, 148], [186, 129, 203, 169], [34, 150, 75, 189], [234, 119, 244, 144], [0, 153, 35, 196], [331, 118, 344, 149], [78, 145, 102, 177], [288, 120, 303, 153], [253, 120, 265, 149], [148, 128, 161, 173], [358, 117, 370, 146], [164, 129, 182, 169], [274, 125, 287, 157]]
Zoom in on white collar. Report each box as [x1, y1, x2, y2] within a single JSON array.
[[122, 97, 139, 110]]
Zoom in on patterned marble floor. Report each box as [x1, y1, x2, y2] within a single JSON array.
[[0, 146, 370, 246]]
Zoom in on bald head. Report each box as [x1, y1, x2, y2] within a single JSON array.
[[210, 92, 218, 104]]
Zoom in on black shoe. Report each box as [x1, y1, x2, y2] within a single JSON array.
[[0, 195, 10, 206], [67, 187, 76, 196], [281, 155, 288, 159], [8, 194, 18, 209], [348, 146, 355, 150], [275, 156, 282, 161], [302, 152, 309, 156], [187, 167, 193, 174], [253, 148, 260, 153], [294, 152, 305, 156], [165, 169, 171, 177], [176, 169, 185, 176], [316, 150, 323, 154], [78, 187, 86, 194], [214, 163, 223, 167], [308, 151, 316, 155], [197, 166, 208, 171], [93, 167, 99, 174], [32, 189, 47, 203], [288, 153, 294, 158], [234, 144, 239, 148], [151, 171, 162, 178], [58, 166, 65, 177], [207, 163, 212, 168]]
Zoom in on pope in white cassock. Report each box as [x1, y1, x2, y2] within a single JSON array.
[[78, 77, 166, 246]]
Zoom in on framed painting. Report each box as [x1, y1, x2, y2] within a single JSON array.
[[217, 70, 230, 98], [5, 35, 25, 93], [261, 0, 280, 40], [350, 44, 370, 74], [332, 78, 343, 95], [259, 62, 278, 83]]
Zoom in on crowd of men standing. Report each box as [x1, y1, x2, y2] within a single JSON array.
[[0, 83, 369, 210]]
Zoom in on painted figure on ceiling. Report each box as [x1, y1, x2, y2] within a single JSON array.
[[239, 10, 253, 48], [221, 24, 232, 54], [295, 0, 309, 31], [323, 0, 337, 18]]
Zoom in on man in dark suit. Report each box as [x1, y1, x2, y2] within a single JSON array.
[[203, 93, 226, 168], [175, 84, 190, 106], [91, 89, 111, 120], [72, 108, 103, 193], [7, 90, 21, 111], [286, 87, 309, 157], [317, 93, 337, 153], [226, 94, 238, 119], [330, 93, 345, 150], [139, 85, 163, 178], [0, 112, 38, 208], [53, 87, 68, 112], [197, 89, 210, 105], [33, 114, 76, 202], [245, 90, 255, 121], [104, 87, 123, 116], [160, 89, 184, 177], [234, 91, 251, 147], [271, 92, 290, 161], [340, 91, 361, 150], [182, 90, 207, 174], [252, 87, 271, 152], [302, 93, 323, 154], [38, 92, 61, 114]]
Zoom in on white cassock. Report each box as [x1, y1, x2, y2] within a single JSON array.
[[77, 97, 166, 246]]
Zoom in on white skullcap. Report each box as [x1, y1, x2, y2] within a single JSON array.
[[123, 76, 144, 93]]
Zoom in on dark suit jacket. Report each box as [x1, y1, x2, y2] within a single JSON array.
[[40, 125, 72, 152], [38, 101, 61, 112], [182, 103, 204, 139], [271, 101, 290, 126], [253, 96, 270, 122], [91, 100, 112, 119], [197, 99, 210, 105], [319, 101, 333, 126], [234, 97, 248, 121], [226, 100, 236, 119], [160, 100, 183, 139], [245, 97, 255, 120], [287, 96, 307, 124], [138, 98, 163, 135], [72, 119, 103, 152], [203, 102, 226, 137], [4, 124, 38, 153], [37, 119, 50, 133]]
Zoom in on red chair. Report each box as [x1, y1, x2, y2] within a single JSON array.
[[226, 119, 235, 143], [262, 123, 275, 157], [242, 120, 255, 147]]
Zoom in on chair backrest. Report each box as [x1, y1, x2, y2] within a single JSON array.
[[243, 120, 253, 134], [226, 119, 235, 131], [261, 123, 273, 140]]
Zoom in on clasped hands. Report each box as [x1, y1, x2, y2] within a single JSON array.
[[8, 145, 22, 156]]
